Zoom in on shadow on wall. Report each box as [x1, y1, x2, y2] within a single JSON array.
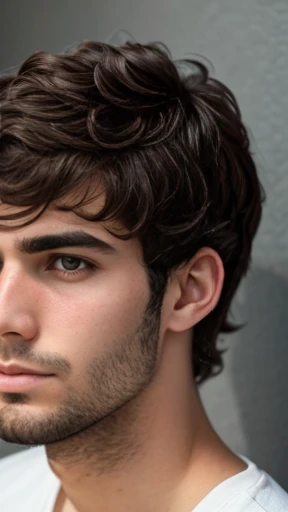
[[230, 266, 288, 490]]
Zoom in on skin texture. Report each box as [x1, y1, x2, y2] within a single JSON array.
[[0, 194, 247, 512]]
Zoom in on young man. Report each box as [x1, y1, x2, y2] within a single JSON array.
[[0, 40, 287, 512]]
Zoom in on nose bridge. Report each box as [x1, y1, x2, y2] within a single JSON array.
[[1, 261, 27, 301], [0, 261, 38, 339]]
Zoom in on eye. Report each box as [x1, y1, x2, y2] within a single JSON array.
[[53, 256, 87, 272], [48, 255, 95, 278]]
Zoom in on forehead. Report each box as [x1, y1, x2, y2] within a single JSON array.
[[0, 194, 134, 255], [0, 178, 104, 222], [0, 183, 114, 230]]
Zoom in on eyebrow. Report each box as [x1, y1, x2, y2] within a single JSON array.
[[15, 231, 118, 255]]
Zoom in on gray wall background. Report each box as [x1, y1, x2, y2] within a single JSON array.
[[1, 0, 287, 490]]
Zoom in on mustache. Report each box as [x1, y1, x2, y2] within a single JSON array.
[[0, 341, 71, 375]]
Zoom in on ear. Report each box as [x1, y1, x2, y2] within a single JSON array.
[[167, 248, 225, 333]]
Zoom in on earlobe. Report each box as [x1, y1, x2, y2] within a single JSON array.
[[167, 248, 224, 333]]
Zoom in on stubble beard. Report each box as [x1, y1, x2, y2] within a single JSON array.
[[0, 291, 163, 468]]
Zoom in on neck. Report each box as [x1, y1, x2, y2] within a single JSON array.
[[47, 334, 246, 512]]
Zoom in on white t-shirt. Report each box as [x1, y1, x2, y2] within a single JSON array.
[[0, 446, 287, 511]]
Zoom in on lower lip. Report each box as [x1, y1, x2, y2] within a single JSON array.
[[0, 372, 53, 392]]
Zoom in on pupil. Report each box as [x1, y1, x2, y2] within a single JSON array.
[[62, 257, 79, 270]]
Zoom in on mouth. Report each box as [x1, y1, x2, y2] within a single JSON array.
[[0, 362, 52, 375], [0, 372, 54, 392]]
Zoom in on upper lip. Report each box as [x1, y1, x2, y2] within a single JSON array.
[[0, 363, 50, 375]]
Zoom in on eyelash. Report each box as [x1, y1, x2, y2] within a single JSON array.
[[47, 254, 96, 279]]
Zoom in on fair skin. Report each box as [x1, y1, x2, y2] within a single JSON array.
[[0, 194, 247, 512]]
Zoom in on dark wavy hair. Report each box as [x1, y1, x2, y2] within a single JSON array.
[[0, 40, 264, 384]]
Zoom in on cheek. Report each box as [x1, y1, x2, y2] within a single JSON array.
[[38, 268, 149, 358]]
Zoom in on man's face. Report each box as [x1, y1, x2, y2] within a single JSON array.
[[0, 198, 163, 445]]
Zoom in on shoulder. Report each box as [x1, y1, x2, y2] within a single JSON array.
[[221, 467, 288, 512], [194, 454, 288, 512], [0, 445, 48, 479], [243, 470, 288, 512], [0, 446, 60, 511]]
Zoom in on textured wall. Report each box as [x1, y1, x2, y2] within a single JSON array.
[[0, 0, 287, 489]]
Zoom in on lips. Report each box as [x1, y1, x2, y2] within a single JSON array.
[[0, 363, 50, 376], [0, 363, 54, 393], [0, 368, 53, 392]]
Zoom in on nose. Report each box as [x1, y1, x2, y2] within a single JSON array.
[[0, 265, 38, 342]]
